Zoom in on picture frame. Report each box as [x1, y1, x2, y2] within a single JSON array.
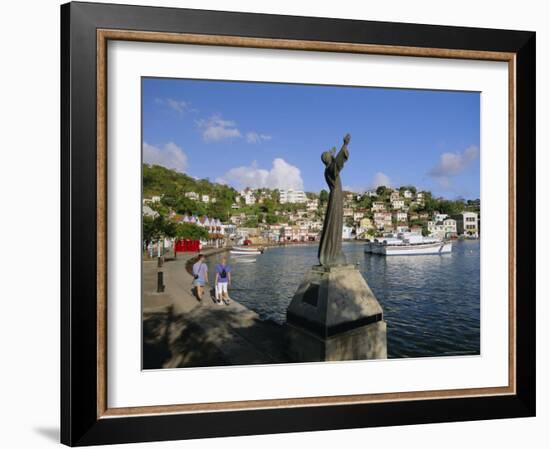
[[61, 1, 536, 446]]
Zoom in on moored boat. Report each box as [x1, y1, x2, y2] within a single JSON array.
[[230, 249, 262, 255], [365, 232, 452, 255], [231, 245, 264, 255]]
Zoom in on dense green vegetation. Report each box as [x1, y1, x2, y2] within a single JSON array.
[[143, 164, 237, 220], [142, 215, 209, 248]]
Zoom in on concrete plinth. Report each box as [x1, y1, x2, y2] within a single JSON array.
[[286, 264, 387, 362]]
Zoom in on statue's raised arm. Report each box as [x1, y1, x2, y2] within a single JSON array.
[[334, 133, 351, 170]]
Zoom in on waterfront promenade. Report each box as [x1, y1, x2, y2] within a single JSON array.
[[142, 248, 287, 369]]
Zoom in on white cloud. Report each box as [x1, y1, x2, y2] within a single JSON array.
[[246, 132, 272, 144], [155, 98, 194, 114], [428, 145, 479, 190], [143, 142, 188, 173], [217, 158, 304, 190], [197, 115, 241, 142], [344, 185, 369, 194], [428, 145, 479, 177], [371, 172, 392, 189]]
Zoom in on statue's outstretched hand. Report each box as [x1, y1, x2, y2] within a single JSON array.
[[343, 133, 351, 145]]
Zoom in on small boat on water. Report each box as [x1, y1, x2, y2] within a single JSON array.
[[365, 232, 452, 256], [230, 245, 264, 255]]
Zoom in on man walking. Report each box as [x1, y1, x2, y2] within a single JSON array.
[[214, 256, 232, 305], [192, 253, 208, 303]]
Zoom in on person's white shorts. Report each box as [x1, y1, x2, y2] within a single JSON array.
[[216, 282, 228, 297]]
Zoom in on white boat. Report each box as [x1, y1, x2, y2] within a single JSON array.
[[230, 249, 262, 255], [231, 246, 264, 255], [365, 232, 452, 256]]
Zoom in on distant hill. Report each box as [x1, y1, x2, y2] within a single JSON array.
[[142, 164, 233, 198], [143, 164, 238, 220]]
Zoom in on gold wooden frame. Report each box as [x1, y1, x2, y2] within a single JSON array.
[[96, 29, 516, 419]]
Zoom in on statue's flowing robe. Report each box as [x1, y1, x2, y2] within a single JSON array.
[[318, 146, 349, 266]]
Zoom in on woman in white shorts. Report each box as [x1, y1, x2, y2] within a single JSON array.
[[214, 256, 231, 305]]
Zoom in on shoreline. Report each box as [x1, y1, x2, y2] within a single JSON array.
[[142, 247, 288, 369]]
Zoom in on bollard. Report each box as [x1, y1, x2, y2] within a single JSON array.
[[157, 271, 165, 293], [157, 256, 164, 268]]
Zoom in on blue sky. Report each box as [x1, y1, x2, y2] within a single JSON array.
[[142, 78, 480, 199]]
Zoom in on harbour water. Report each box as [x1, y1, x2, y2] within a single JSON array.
[[209, 240, 480, 359]]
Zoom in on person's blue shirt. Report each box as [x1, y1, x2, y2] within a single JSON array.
[[215, 263, 231, 283]]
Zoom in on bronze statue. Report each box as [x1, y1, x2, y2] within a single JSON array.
[[318, 133, 350, 266]]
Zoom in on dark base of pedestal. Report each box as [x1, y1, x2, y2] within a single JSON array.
[[285, 263, 387, 362], [287, 320, 387, 362]]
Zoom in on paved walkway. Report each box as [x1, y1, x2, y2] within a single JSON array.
[[143, 249, 288, 369]]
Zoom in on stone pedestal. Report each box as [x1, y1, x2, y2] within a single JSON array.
[[286, 264, 387, 362]]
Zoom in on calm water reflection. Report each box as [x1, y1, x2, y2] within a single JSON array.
[[208, 240, 480, 358]]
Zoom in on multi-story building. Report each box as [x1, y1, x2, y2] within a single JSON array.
[[390, 190, 401, 202], [374, 212, 392, 229], [201, 194, 210, 203], [308, 220, 323, 231], [343, 207, 354, 217], [392, 199, 405, 210], [433, 212, 448, 222], [393, 211, 408, 222], [443, 218, 457, 236], [279, 188, 307, 204], [306, 199, 319, 211], [403, 190, 413, 199], [427, 218, 458, 239], [240, 189, 256, 205], [452, 211, 479, 237], [372, 202, 386, 212], [427, 220, 443, 238]]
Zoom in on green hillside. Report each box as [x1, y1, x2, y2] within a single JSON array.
[[143, 164, 238, 220]]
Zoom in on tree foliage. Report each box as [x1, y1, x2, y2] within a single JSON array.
[[143, 164, 237, 220], [357, 195, 373, 209], [143, 215, 176, 247], [399, 185, 417, 195], [174, 222, 209, 240]]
